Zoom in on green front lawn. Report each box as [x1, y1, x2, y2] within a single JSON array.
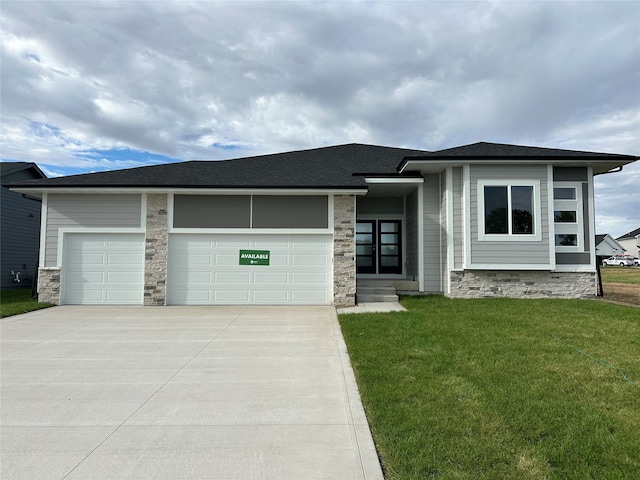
[[340, 296, 639, 479], [0, 288, 53, 318]]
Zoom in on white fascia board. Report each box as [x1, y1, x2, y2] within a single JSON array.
[[399, 158, 634, 174], [364, 177, 424, 184], [10, 187, 368, 196]]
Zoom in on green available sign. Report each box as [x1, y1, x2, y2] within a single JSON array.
[[239, 250, 270, 266]]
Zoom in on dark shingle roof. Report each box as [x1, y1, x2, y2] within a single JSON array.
[[616, 227, 640, 240], [1, 161, 46, 177], [405, 142, 638, 160], [8, 142, 638, 191], [8, 144, 429, 190]]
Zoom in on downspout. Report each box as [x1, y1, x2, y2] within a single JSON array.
[[593, 165, 623, 297]]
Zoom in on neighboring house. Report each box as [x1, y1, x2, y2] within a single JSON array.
[[616, 228, 640, 259], [594, 234, 626, 257], [1, 162, 46, 289], [9, 142, 639, 306]]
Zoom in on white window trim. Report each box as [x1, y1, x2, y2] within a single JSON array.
[[477, 179, 542, 242], [553, 182, 583, 252]]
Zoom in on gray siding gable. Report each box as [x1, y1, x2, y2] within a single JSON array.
[[44, 194, 142, 267]]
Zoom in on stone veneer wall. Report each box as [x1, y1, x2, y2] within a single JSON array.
[[37, 267, 61, 304], [333, 195, 356, 307], [449, 270, 596, 299], [144, 193, 168, 305]]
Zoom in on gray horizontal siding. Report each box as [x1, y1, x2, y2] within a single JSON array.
[[423, 174, 441, 291], [470, 165, 550, 266], [45, 194, 142, 267], [1, 187, 42, 288]]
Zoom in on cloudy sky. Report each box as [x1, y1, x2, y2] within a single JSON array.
[[1, 1, 638, 237]]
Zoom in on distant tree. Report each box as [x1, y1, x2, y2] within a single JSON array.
[[512, 208, 533, 234], [486, 207, 508, 234]]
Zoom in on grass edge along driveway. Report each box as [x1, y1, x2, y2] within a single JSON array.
[[339, 296, 640, 480], [0, 288, 53, 318]]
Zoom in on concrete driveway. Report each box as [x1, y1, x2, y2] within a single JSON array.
[[1, 306, 383, 480]]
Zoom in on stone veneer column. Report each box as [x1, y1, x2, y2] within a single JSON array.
[[144, 193, 168, 305], [333, 195, 356, 307], [37, 267, 61, 304]]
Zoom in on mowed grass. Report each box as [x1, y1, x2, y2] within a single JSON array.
[[339, 296, 640, 479], [600, 265, 640, 284], [0, 288, 53, 318]]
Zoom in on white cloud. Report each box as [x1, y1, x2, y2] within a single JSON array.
[[1, 0, 638, 233]]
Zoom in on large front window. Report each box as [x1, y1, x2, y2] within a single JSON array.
[[478, 180, 541, 241], [483, 185, 534, 235]]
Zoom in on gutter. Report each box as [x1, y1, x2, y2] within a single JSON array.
[[593, 166, 623, 176]]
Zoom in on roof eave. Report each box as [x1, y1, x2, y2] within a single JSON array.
[[9, 185, 369, 196], [398, 156, 639, 174]]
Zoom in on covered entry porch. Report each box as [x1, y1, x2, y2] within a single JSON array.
[[355, 175, 443, 302]]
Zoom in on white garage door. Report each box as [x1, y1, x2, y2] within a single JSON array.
[[62, 233, 145, 305], [168, 234, 332, 305]]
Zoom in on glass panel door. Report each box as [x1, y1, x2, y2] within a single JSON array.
[[356, 220, 402, 274], [378, 221, 402, 274], [356, 220, 376, 274]]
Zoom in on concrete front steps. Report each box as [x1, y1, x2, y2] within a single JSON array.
[[356, 286, 399, 303], [355, 279, 420, 303]]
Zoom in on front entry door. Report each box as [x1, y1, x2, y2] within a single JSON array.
[[356, 220, 402, 274]]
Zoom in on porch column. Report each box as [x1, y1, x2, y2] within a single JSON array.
[[144, 193, 168, 305], [333, 195, 356, 306]]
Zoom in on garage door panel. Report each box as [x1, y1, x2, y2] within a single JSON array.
[[63, 233, 144, 305], [213, 290, 251, 303], [252, 271, 289, 285], [107, 271, 143, 283], [268, 255, 290, 266], [66, 288, 104, 303], [181, 254, 213, 266], [253, 290, 289, 303], [105, 289, 142, 302], [254, 238, 289, 248], [72, 272, 105, 283], [291, 290, 329, 303], [292, 254, 328, 266], [214, 272, 251, 284], [292, 237, 327, 248], [169, 290, 209, 304], [214, 254, 237, 266], [291, 272, 328, 284], [107, 253, 143, 265], [69, 253, 105, 265], [168, 234, 331, 305], [215, 237, 251, 248]]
